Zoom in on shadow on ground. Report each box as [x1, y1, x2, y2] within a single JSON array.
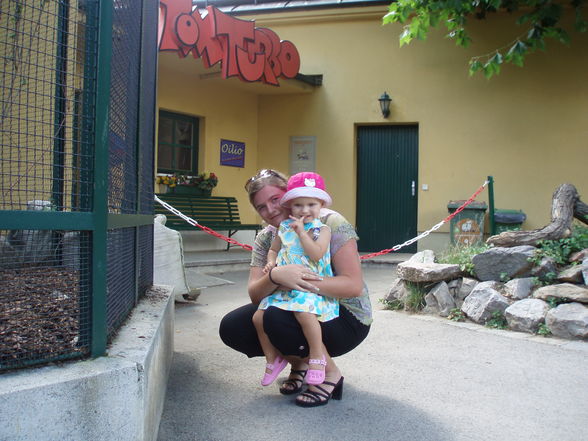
[[158, 351, 453, 441]]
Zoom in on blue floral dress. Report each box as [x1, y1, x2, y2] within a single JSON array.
[[259, 218, 338, 322]]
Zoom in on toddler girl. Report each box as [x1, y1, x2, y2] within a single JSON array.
[[252, 172, 338, 387]]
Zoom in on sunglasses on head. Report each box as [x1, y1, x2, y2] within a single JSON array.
[[244, 169, 284, 191]]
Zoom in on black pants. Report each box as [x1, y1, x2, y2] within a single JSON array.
[[219, 303, 370, 358]]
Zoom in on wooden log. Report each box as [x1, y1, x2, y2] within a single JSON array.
[[575, 199, 588, 223], [486, 183, 586, 247]]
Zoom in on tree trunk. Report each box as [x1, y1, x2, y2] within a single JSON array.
[[575, 199, 588, 223], [486, 183, 587, 247]]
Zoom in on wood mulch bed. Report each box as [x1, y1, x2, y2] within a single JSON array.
[[0, 266, 85, 369]]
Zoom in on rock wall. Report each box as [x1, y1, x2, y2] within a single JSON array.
[[385, 248, 588, 340]]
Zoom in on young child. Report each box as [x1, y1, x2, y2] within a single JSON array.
[[252, 172, 338, 387]]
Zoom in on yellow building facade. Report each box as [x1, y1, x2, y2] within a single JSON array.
[[157, 2, 588, 252]]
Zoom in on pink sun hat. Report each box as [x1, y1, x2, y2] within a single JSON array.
[[280, 172, 332, 207]]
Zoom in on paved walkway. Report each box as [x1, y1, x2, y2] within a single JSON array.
[[158, 265, 588, 441]]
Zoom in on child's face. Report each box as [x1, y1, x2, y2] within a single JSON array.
[[289, 197, 323, 223]]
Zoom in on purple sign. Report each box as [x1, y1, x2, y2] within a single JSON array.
[[220, 139, 245, 168]]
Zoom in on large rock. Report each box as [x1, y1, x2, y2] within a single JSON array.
[[557, 265, 585, 283], [545, 303, 588, 339], [456, 277, 478, 305], [504, 277, 535, 300], [472, 246, 536, 281], [428, 281, 455, 317], [423, 292, 439, 315], [447, 278, 461, 297], [461, 284, 510, 324], [385, 278, 409, 303], [397, 262, 462, 283], [505, 299, 549, 333], [569, 248, 588, 263], [533, 283, 588, 304], [406, 250, 435, 264], [531, 256, 558, 282], [472, 280, 505, 295]]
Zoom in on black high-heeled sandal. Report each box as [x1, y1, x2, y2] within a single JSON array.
[[294, 376, 344, 407], [279, 369, 307, 395]]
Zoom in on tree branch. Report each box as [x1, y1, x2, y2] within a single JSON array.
[[486, 183, 586, 247]]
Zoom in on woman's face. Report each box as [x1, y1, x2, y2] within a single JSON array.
[[252, 185, 288, 227]]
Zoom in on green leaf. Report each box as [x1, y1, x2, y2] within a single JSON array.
[[488, 0, 501, 10], [399, 27, 413, 46], [456, 29, 471, 47], [527, 26, 544, 40], [506, 52, 524, 67], [483, 58, 501, 78], [489, 52, 503, 65], [468, 59, 483, 76], [429, 12, 441, 27], [575, 7, 588, 32], [553, 28, 571, 45], [382, 12, 396, 25], [505, 43, 526, 67]]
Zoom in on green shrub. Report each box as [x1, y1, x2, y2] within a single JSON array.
[[379, 298, 404, 311], [530, 223, 588, 266], [448, 308, 466, 322], [404, 282, 427, 312], [537, 323, 552, 336], [438, 243, 489, 276], [485, 311, 508, 329]]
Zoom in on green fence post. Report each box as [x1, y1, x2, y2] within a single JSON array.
[[488, 175, 496, 236], [52, 0, 69, 209], [91, 0, 114, 357]]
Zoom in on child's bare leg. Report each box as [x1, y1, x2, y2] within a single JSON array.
[[294, 312, 326, 372], [252, 309, 279, 364], [253, 309, 288, 386]]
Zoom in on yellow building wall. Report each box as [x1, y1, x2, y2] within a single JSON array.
[[157, 5, 587, 250], [0, 1, 86, 211], [251, 6, 588, 240], [157, 56, 264, 223]]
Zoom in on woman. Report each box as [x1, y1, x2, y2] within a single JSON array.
[[218, 169, 372, 407]]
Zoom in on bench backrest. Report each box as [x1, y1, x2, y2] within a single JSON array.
[[155, 194, 243, 228]]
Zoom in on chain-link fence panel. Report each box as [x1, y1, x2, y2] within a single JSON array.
[[0, 0, 156, 371]]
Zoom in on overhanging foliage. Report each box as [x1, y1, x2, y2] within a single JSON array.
[[383, 0, 587, 78]]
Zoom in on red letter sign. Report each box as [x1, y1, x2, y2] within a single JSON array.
[[158, 2, 300, 85]]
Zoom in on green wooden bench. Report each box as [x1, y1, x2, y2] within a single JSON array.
[[154, 194, 261, 250]]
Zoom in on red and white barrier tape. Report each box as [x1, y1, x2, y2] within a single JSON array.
[[154, 179, 489, 258], [154, 195, 253, 251], [360, 180, 489, 259]]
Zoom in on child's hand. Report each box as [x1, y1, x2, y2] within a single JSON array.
[[289, 215, 305, 234], [263, 262, 276, 274]]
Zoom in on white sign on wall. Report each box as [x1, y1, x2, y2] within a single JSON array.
[[289, 136, 316, 174]]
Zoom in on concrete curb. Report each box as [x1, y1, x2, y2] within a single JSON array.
[[0, 285, 174, 441]]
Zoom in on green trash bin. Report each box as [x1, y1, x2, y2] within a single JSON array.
[[447, 200, 488, 246], [494, 209, 526, 234]]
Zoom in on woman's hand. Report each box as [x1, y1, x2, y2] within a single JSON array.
[[313, 240, 364, 298], [247, 240, 364, 304], [271, 264, 323, 293], [247, 264, 321, 304]]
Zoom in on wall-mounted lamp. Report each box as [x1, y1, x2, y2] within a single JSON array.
[[378, 92, 392, 118]]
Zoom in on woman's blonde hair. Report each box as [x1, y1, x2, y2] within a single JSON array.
[[244, 169, 288, 204]]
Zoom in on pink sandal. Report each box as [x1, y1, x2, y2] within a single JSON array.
[[306, 355, 327, 385], [261, 356, 288, 386]]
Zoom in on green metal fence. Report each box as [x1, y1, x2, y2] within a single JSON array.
[[0, 0, 157, 371]]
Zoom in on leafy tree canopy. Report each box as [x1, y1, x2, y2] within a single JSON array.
[[383, 0, 587, 78]]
